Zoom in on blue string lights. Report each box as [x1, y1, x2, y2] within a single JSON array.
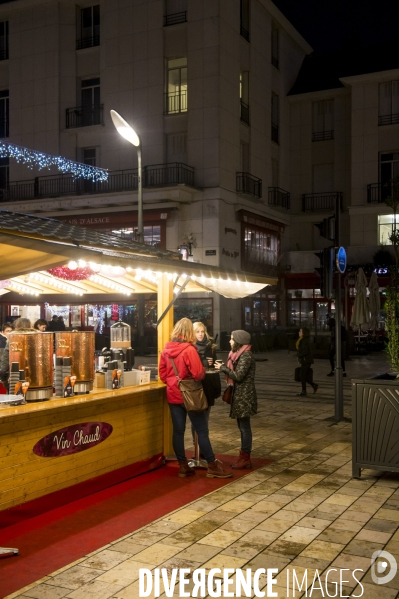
[[0, 141, 108, 182]]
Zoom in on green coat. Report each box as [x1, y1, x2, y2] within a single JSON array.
[[220, 351, 257, 419]]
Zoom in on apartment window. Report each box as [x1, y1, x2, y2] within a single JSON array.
[[0, 90, 9, 138], [240, 72, 250, 125], [77, 5, 100, 49], [240, 0, 250, 42], [243, 225, 279, 271], [0, 157, 9, 189], [271, 23, 279, 68], [379, 81, 399, 126], [81, 78, 101, 125], [164, 0, 187, 26], [240, 141, 250, 173], [82, 148, 97, 192], [380, 152, 399, 202], [271, 93, 279, 143], [166, 132, 187, 163], [379, 214, 399, 245], [0, 21, 8, 61], [165, 58, 187, 114], [313, 163, 334, 193], [313, 100, 334, 141]]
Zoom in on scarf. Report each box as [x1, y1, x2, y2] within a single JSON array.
[[296, 337, 302, 350], [195, 338, 209, 359], [225, 344, 251, 385]]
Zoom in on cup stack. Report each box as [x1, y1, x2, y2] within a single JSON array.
[[62, 357, 72, 394], [54, 357, 63, 397], [9, 362, 20, 395]]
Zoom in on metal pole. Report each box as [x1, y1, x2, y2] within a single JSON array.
[[334, 194, 344, 421], [137, 144, 143, 244]]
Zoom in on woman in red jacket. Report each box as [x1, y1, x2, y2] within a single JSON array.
[[159, 318, 231, 479]]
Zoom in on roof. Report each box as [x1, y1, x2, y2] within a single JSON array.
[[289, 42, 399, 95], [0, 210, 277, 299]]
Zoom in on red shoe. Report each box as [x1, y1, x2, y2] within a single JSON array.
[[231, 451, 252, 469]]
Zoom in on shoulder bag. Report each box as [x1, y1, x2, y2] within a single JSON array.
[[222, 384, 234, 404], [169, 357, 208, 412]]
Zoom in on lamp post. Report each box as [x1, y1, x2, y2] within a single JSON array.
[[110, 110, 143, 244]]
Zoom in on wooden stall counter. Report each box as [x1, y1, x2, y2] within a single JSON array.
[[0, 382, 167, 516]]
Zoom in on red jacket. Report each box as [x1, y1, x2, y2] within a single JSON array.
[[159, 341, 205, 404]]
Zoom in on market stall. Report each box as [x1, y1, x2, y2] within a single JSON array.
[[0, 210, 276, 514]]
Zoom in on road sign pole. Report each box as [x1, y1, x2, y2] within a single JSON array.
[[334, 196, 344, 421]]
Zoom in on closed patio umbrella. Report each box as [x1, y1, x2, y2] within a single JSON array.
[[351, 267, 370, 333], [368, 271, 380, 331]]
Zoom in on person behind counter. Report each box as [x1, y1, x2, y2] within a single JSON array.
[[34, 319, 48, 332], [215, 330, 257, 470], [0, 318, 36, 385], [0, 322, 12, 349], [159, 317, 232, 479]]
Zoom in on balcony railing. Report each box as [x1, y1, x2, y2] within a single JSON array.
[[312, 130, 334, 142], [302, 192, 343, 211], [164, 12, 187, 26], [165, 90, 187, 114], [271, 123, 279, 144], [76, 35, 100, 50], [240, 101, 250, 125], [268, 186, 290, 209], [236, 172, 262, 199], [66, 105, 104, 129], [0, 163, 195, 203], [379, 113, 399, 126]]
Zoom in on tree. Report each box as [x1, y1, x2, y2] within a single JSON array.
[[384, 177, 399, 372]]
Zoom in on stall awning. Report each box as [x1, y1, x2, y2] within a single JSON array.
[[0, 211, 277, 298]]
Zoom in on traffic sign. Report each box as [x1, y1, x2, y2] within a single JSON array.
[[336, 246, 347, 274]]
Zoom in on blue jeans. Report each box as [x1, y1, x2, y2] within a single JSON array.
[[168, 403, 215, 463], [237, 417, 252, 453]]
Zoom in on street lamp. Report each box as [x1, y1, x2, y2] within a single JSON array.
[[110, 109, 143, 244]]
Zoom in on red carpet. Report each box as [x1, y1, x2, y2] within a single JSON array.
[[0, 455, 271, 598]]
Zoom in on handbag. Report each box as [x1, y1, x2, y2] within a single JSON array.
[[294, 366, 313, 384], [169, 357, 208, 412], [222, 384, 234, 404]]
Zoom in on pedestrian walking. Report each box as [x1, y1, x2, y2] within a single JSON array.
[[215, 330, 257, 469], [296, 327, 318, 396]]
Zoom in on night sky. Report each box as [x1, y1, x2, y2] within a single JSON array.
[[273, 0, 399, 54]]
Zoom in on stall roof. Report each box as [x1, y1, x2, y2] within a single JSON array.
[[0, 210, 277, 298]]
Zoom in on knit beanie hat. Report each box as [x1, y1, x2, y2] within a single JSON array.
[[231, 330, 251, 345]]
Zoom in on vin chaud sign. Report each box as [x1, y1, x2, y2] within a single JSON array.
[[33, 422, 113, 457]]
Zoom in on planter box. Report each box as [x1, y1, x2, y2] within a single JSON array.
[[352, 378, 399, 478]]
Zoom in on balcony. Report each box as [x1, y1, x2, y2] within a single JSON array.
[[240, 101, 250, 125], [164, 12, 187, 26], [66, 105, 104, 129], [302, 192, 343, 211], [236, 172, 262, 199], [165, 90, 187, 114], [379, 113, 399, 126], [268, 187, 290, 210], [312, 130, 334, 142], [76, 36, 100, 50], [0, 163, 195, 203]]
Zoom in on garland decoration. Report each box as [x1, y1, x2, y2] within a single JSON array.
[[47, 266, 94, 281]]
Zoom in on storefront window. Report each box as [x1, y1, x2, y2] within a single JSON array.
[[174, 298, 213, 334], [378, 214, 399, 245], [105, 225, 161, 246], [243, 226, 279, 269]]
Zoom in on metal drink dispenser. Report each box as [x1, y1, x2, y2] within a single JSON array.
[[56, 331, 95, 393], [110, 320, 134, 370], [8, 332, 54, 401]]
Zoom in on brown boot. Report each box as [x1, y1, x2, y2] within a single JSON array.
[[231, 451, 252, 470], [206, 459, 233, 479], [178, 461, 195, 478]]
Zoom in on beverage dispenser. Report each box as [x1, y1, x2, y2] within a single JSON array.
[[8, 332, 54, 401], [56, 331, 95, 393], [110, 320, 134, 370]]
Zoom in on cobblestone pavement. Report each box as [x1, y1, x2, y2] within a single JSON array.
[[6, 350, 399, 598]]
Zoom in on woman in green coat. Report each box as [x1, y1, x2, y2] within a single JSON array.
[[215, 330, 257, 469]]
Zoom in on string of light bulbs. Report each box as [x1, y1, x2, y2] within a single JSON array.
[[0, 141, 108, 182]]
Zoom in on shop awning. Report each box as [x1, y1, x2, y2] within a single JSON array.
[[0, 210, 277, 298]]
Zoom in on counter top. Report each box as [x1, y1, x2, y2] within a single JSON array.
[[0, 382, 166, 420]]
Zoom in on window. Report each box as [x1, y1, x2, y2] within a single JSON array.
[[240, 0, 250, 42], [0, 156, 9, 190], [240, 141, 249, 173], [107, 225, 161, 246], [240, 72, 249, 125], [77, 5, 100, 49], [82, 148, 97, 192], [380, 152, 399, 202], [0, 21, 8, 60], [164, 0, 187, 26], [313, 163, 334, 193], [0, 90, 9, 138], [271, 22, 279, 68], [166, 132, 187, 163], [313, 100, 334, 141], [166, 58, 187, 114], [243, 225, 279, 271], [81, 78, 101, 125], [379, 81, 399, 126], [271, 92, 279, 143], [378, 214, 399, 245]]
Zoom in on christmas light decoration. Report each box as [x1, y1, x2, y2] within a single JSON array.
[[47, 266, 94, 281], [0, 141, 108, 182], [28, 273, 85, 295]]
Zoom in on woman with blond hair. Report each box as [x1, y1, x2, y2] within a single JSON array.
[[159, 318, 231, 479]]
